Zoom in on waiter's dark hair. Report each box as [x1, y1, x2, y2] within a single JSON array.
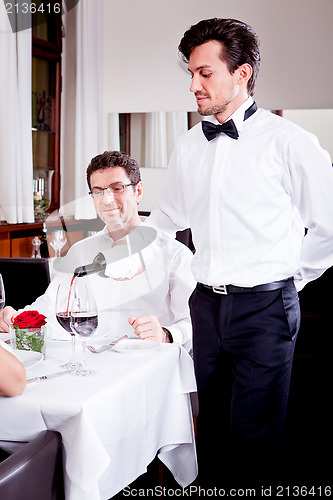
[[178, 18, 260, 96], [86, 150, 141, 190]]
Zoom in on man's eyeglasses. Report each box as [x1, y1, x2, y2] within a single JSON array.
[[89, 182, 138, 199]]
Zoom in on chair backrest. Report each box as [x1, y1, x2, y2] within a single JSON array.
[[295, 266, 333, 358], [176, 228, 195, 253], [0, 430, 64, 500], [298, 266, 333, 318], [0, 258, 51, 310]]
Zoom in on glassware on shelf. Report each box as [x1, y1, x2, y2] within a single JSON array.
[[50, 230, 67, 258], [33, 177, 51, 220], [31, 237, 42, 258]]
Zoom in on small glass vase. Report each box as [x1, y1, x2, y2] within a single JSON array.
[[10, 324, 46, 358]]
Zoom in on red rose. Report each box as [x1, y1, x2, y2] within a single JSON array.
[[13, 310, 47, 329]]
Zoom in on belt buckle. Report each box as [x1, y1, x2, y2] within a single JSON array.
[[212, 285, 228, 295]]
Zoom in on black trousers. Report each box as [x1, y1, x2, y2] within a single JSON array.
[[189, 279, 300, 488]]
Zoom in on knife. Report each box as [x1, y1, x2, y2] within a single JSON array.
[[27, 370, 72, 384]]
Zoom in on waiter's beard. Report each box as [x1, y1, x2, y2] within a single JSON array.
[[196, 92, 236, 117], [197, 101, 231, 116]]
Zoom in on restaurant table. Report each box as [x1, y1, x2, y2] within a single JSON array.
[[0, 338, 198, 499]]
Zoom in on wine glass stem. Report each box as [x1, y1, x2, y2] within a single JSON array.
[[70, 335, 76, 362], [82, 340, 87, 367]]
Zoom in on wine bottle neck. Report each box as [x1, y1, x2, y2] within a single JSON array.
[[74, 252, 106, 277]]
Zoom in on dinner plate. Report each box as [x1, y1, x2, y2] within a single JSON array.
[[16, 351, 43, 369], [0, 332, 10, 343], [112, 339, 160, 353]]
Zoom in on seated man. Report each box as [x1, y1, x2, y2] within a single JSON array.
[[0, 151, 195, 349], [0, 342, 26, 397]]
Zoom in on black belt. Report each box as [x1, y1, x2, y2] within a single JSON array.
[[198, 278, 292, 296]]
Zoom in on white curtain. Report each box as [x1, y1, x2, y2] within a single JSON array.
[[166, 111, 188, 161], [108, 113, 120, 150], [0, 5, 34, 223], [145, 112, 168, 168], [61, 0, 103, 219], [144, 112, 188, 168]]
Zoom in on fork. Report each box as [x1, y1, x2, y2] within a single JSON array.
[[86, 335, 128, 354]]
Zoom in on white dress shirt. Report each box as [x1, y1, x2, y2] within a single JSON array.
[[148, 97, 333, 291], [28, 228, 196, 349]]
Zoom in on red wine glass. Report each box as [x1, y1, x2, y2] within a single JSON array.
[[55, 283, 80, 369], [70, 281, 98, 376]]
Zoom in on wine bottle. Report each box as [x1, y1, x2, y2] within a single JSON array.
[[40, 222, 49, 258], [74, 252, 106, 277], [31, 236, 41, 258]]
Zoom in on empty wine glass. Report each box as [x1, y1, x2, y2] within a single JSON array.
[[50, 230, 67, 258], [0, 274, 5, 312], [70, 281, 98, 376], [55, 282, 80, 370]]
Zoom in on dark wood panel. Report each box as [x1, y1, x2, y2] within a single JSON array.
[[0, 233, 10, 257]]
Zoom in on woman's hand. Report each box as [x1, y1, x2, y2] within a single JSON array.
[[0, 306, 18, 333]]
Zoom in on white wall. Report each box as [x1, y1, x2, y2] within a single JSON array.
[[138, 167, 167, 213], [284, 109, 333, 160], [102, 0, 333, 116]]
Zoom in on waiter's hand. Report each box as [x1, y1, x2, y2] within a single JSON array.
[[110, 233, 145, 281], [0, 306, 18, 333], [111, 267, 145, 281], [128, 315, 171, 343]]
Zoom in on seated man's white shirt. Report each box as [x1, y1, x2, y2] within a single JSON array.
[[27, 228, 195, 350]]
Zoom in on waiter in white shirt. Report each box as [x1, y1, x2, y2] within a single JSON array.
[[147, 18, 333, 487]]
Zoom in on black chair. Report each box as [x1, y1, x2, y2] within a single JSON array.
[[176, 228, 195, 253], [296, 265, 333, 358], [0, 430, 65, 500], [0, 258, 51, 310], [282, 267, 333, 485]]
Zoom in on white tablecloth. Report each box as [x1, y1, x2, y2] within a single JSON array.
[[0, 339, 197, 499]]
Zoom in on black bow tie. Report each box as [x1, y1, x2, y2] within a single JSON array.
[[202, 102, 257, 141], [202, 119, 239, 141]]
